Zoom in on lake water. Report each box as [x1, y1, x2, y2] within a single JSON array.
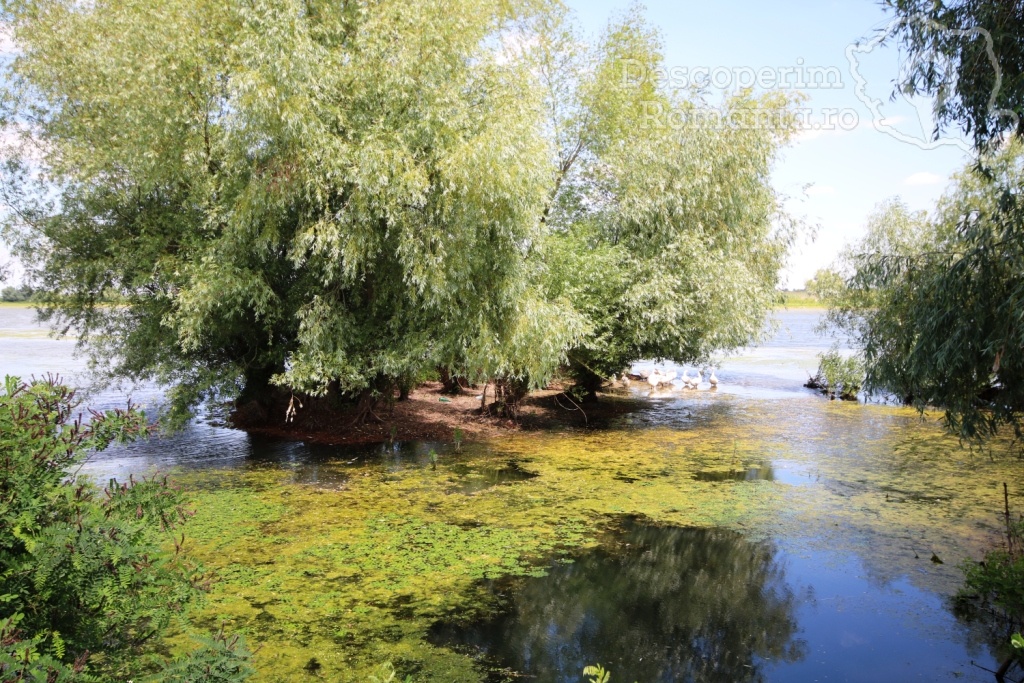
[[1, 306, 1016, 682]]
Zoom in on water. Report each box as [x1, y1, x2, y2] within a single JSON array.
[[0, 306, 1013, 682], [430, 520, 990, 683], [0, 308, 839, 482]]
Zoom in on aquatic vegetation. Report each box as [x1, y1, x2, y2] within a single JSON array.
[[170, 394, 1024, 681]]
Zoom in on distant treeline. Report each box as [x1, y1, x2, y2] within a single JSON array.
[[0, 285, 40, 302]]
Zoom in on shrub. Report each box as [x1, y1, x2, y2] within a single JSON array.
[[805, 348, 864, 401], [0, 375, 252, 680], [0, 285, 33, 302]]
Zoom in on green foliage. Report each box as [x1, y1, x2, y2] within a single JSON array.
[[0, 376, 252, 680], [0, 614, 88, 682], [0, 0, 800, 423], [807, 348, 864, 401], [584, 663, 640, 683], [804, 269, 842, 301], [0, 284, 35, 302], [533, 8, 801, 396], [822, 143, 1024, 441], [960, 518, 1024, 630], [367, 661, 412, 683], [883, 0, 1024, 151], [1, 0, 557, 423], [144, 631, 254, 683]]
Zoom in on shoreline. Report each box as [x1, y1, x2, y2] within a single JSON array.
[[239, 381, 648, 448]]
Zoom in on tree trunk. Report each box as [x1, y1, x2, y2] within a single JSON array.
[[239, 362, 282, 408], [489, 376, 530, 421], [349, 387, 385, 427], [397, 374, 413, 402], [569, 358, 605, 404], [438, 367, 469, 395], [574, 367, 604, 404], [233, 362, 284, 427]]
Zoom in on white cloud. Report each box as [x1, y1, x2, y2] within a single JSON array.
[[904, 171, 946, 187]]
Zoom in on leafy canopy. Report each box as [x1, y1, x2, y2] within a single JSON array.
[[2, 0, 560, 420], [1, 0, 800, 418], [823, 142, 1024, 441], [529, 6, 801, 394], [883, 0, 1024, 150]]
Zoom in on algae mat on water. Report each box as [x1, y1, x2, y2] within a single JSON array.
[[178, 396, 1024, 682]]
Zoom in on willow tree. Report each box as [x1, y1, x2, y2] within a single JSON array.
[[1, 0, 559, 423], [824, 143, 1024, 442], [817, 2, 1024, 447], [883, 0, 1024, 150], [529, 7, 801, 400], [2, 0, 799, 424]]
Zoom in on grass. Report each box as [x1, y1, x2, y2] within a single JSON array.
[[778, 290, 826, 310]]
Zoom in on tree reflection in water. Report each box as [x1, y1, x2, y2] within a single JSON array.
[[431, 520, 806, 682]]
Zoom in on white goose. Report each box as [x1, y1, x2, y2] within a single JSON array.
[[680, 369, 694, 388], [694, 369, 704, 388], [708, 369, 719, 389], [657, 369, 677, 388]]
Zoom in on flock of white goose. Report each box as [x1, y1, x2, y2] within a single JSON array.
[[628, 367, 719, 391]]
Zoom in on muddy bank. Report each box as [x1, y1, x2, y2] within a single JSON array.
[[235, 381, 647, 447]]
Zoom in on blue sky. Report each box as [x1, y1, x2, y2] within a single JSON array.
[[565, 0, 972, 288]]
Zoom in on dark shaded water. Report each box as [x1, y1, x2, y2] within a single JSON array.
[[431, 521, 804, 683]]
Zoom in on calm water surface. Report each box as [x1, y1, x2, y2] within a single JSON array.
[[0, 307, 1012, 682]]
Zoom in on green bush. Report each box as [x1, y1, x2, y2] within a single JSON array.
[[0, 376, 252, 680], [960, 520, 1024, 629], [806, 348, 864, 401]]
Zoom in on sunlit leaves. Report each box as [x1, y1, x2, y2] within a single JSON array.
[[824, 141, 1024, 442]]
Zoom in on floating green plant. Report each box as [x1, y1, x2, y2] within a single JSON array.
[[170, 397, 1024, 681]]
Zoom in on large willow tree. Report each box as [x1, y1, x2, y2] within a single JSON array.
[[1, 0, 572, 423], [529, 6, 800, 399], [1, 0, 798, 422], [819, 1, 1024, 445]]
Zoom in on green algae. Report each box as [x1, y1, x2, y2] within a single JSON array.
[[173, 395, 1024, 682]]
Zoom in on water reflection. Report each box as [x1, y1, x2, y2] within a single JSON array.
[[431, 520, 805, 683], [693, 464, 775, 482], [448, 461, 538, 495]]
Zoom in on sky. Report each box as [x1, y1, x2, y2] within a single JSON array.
[[564, 0, 973, 289], [0, 1, 974, 289]]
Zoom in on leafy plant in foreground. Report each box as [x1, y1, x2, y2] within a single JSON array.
[[145, 631, 254, 683], [583, 663, 637, 683], [957, 487, 1024, 680], [0, 375, 252, 680]]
